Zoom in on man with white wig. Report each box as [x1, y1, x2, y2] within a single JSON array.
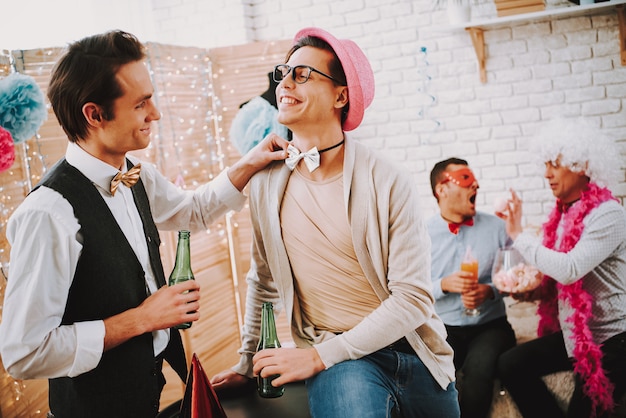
[[496, 117, 626, 418]]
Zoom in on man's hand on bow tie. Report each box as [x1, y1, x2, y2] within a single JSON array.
[[227, 133, 290, 191]]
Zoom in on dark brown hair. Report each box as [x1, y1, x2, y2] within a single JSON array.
[[47, 30, 146, 142], [430, 157, 468, 199]]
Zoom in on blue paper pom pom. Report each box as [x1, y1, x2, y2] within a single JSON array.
[[0, 72, 48, 143], [229, 96, 288, 155]]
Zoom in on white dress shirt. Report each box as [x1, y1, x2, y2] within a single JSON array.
[[0, 142, 246, 379]]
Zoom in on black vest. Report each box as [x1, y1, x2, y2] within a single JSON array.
[[39, 159, 187, 418]]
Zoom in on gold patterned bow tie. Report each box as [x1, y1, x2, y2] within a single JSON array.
[[285, 144, 320, 172], [110, 163, 141, 195]]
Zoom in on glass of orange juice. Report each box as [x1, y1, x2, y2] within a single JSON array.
[[461, 249, 480, 317]]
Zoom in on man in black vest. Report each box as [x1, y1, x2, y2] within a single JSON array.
[[0, 30, 288, 418]]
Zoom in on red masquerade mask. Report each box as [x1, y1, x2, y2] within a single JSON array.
[[440, 168, 476, 188]]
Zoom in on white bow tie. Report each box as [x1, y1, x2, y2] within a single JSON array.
[[285, 144, 320, 172]]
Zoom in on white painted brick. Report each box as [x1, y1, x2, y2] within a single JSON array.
[[592, 14, 618, 29], [491, 96, 529, 111], [484, 27, 513, 43], [330, 0, 365, 14], [603, 111, 626, 128], [553, 72, 592, 89], [552, 16, 593, 33], [565, 29, 599, 45], [492, 125, 522, 139], [295, 4, 332, 19], [592, 41, 621, 58], [437, 88, 476, 103], [501, 107, 541, 124], [495, 150, 533, 167], [532, 62, 571, 79], [541, 104, 582, 119], [488, 40, 528, 58], [597, 25, 619, 42], [565, 86, 605, 103], [581, 99, 621, 115], [512, 22, 551, 38], [514, 79, 553, 95], [529, 91, 566, 107], [571, 56, 614, 72], [346, 8, 381, 25], [527, 33, 567, 50], [512, 50, 551, 67], [442, 141, 478, 156], [481, 113, 503, 127], [552, 45, 593, 62], [594, 67, 626, 85], [482, 164, 518, 179], [476, 84, 513, 99], [445, 115, 482, 130], [460, 100, 492, 114], [479, 137, 516, 153]]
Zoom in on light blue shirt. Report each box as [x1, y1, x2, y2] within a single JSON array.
[[427, 211, 512, 326]]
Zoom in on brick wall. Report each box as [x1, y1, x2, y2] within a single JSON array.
[[152, 0, 625, 225]]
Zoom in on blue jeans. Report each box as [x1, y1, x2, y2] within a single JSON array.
[[306, 348, 460, 418]]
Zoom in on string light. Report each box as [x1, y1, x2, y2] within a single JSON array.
[[0, 46, 56, 417]]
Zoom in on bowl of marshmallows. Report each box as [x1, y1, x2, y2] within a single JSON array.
[[491, 248, 543, 294]]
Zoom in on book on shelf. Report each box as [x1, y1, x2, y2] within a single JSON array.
[[496, 4, 547, 15], [494, 0, 545, 8]]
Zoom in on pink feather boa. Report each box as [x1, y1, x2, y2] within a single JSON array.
[[537, 182, 617, 416]]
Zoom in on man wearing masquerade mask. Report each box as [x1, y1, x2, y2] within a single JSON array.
[[211, 27, 460, 418], [496, 118, 626, 418], [428, 158, 516, 418]]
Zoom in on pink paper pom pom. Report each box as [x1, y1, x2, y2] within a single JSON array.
[[0, 126, 15, 173]]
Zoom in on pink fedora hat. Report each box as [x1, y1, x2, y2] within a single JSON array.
[[293, 27, 375, 131]]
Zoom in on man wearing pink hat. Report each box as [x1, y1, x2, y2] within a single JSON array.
[[211, 27, 459, 417]]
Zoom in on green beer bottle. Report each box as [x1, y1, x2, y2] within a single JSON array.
[[168, 230, 195, 329], [257, 302, 285, 398]]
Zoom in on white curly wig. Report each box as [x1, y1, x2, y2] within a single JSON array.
[[531, 117, 622, 188]]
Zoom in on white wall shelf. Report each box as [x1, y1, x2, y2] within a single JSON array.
[[451, 0, 626, 82]]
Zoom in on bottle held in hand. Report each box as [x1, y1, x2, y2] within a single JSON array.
[[257, 302, 285, 398], [168, 230, 195, 329]]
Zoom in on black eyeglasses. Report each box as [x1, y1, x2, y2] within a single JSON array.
[[273, 64, 343, 85]]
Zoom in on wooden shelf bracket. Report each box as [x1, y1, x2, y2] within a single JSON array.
[[466, 27, 487, 83], [617, 5, 626, 65]]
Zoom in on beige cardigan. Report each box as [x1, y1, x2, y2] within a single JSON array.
[[233, 136, 455, 390]]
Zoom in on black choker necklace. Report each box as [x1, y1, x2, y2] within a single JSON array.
[[318, 139, 345, 154]]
